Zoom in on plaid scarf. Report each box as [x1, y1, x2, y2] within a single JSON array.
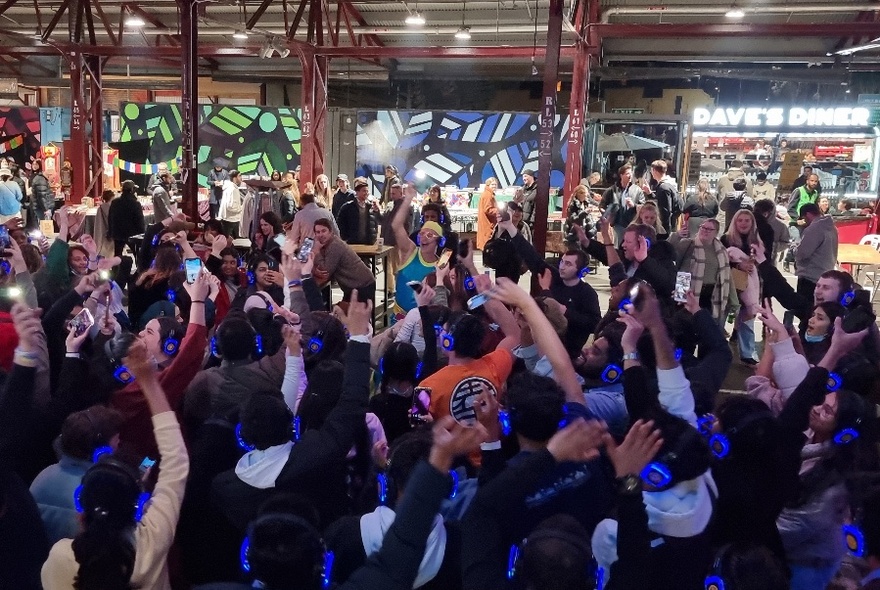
[[687, 237, 730, 321]]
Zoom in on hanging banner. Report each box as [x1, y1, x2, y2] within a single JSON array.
[[0, 134, 24, 154], [105, 153, 180, 174]]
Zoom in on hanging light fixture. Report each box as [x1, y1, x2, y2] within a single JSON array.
[[124, 10, 146, 28], [724, 6, 745, 18], [455, 0, 470, 39], [233, 30, 249, 40]]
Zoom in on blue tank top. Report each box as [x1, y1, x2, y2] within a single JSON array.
[[393, 249, 436, 314]]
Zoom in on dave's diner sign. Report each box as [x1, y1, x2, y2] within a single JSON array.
[[692, 106, 871, 128]]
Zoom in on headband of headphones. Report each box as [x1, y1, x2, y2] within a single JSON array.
[[104, 339, 135, 385], [240, 512, 335, 588], [706, 410, 773, 460], [74, 457, 151, 523], [236, 411, 300, 452]]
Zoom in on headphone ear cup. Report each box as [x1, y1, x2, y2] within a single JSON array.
[[162, 337, 179, 356], [441, 333, 454, 351], [439, 236, 446, 248]]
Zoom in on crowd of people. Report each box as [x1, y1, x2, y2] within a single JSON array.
[[0, 153, 879, 590]]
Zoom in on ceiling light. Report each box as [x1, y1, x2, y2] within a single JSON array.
[[233, 30, 249, 40], [124, 15, 146, 27], [405, 12, 425, 26], [724, 8, 745, 18], [455, 26, 471, 40]]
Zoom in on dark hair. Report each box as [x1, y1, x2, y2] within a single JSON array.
[[297, 360, 345, 432], [644, 409, 712, 487], [137, 246, 182, 289], [203, 219, 225, 235], [229, 169, 241, 179], [21, 243, 44, 273], [380, 342, 419, 389], [756, 171, 768, 181], [314, 218, 333, 232], [505, 372, 565, 442], [304, 311, 347, 372], [240, 392, 294, 450], [445, 312, 485, 359], [247, 308, 284, 358], [563, 249, 589, 270], [217, 316, 257, 362], [220, 246, 240, 260], [421, 202, 444, 219], [753, 199, 775, 218], [712, 544, 789, 590], [521, 515, 593, 590], [387, 429, 434, 494], [271, 170, 282, 181], [819, 269, 855, 295], [61, 406, 124, 461], [732, 177, 747, 191], [715, 396, 778, 462], [651, 159, 667, 174], [72, 459, 141, 590], [300, 191, 316, 205], [617, 163, 632, 176], [812, 301, 846, 325], [245, 512, 325, 590], [260, 212, 284, 236]]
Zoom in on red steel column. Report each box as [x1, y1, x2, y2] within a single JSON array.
[[562, 43, 588, 212], [68, 51, 88, 204], [299, 47, 328, 185], [88, 56, 104, 200], [533, 0, 563, 259], [179, 0, 200, 222]]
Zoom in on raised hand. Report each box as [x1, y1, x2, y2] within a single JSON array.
[[634, 235, 649, 263], [282, 323, 302, 356], [616, 312, 645, 352], [123, 338, 158, 382], [414, 280, 436, 307], [334, 290, 372, 336], [11, 303, 41, 352], [183, 269, 210, 302], [538, 267, 553, 291], [429, 415, 488, 472], [603, 419, 664, 478], [488, 276, 531, 309], [472, 386, 501, 442], [546, 418, 608, 463], [683, 290, 701, 315]]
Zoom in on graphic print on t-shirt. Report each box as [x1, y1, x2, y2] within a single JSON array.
[[449, 376, 496, 425]]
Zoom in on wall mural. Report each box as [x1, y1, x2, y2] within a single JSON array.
[[0, 107, 42, 170], [355, 110, 570, 196], [119, 103, 303, 184]]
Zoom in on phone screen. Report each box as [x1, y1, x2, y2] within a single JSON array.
[[69, 308, 95, 337], [0, 226, 9, 249], [184, 258, 202, 284], [298, 237, 315, 263], [674, 272, 692, 303], [437, 249, 452, 269], [407, 280, 423, 294], [467, 292, 491, 310]]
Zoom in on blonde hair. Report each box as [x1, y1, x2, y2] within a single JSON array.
[[572, 185, 588, 201], [697, 178, 713, 204], [481, 177, 498, 199], [636, 201, 665, 234], [314, 174, 332, 208], [725, 209, 759, 246]]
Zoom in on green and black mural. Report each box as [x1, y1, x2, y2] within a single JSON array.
[[119, 103, 303, 184]]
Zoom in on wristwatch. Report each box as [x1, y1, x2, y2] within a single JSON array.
[[616, 474, 642, 495], [622, 351, 640, 362]]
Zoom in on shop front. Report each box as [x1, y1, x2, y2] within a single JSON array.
[[690, 105, 879, 240]]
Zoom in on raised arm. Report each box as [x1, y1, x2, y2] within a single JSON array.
[[489, 278, 581, 404], [394, 188, 418, 263], [473, 274, 521, 351]]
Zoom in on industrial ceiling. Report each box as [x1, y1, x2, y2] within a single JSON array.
[[0, 0, 877, 84]]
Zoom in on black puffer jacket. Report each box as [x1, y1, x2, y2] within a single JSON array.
[[30, 172, 53, 213]]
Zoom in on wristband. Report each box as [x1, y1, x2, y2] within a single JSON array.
[[14, 347, 38, 360], [480, 440, 502, 451], [191, 300, 206, 304], [301, 273, 312, 280], [622, 352, 640, 362], [66, 352, 82, 359], [288, 280, 303, 288]]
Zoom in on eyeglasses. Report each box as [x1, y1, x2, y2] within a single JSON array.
[[699, 225, 717, 232]]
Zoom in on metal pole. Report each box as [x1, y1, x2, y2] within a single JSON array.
[[88, 56, 104, 200], [68, 51, 88, 205], [533, 0, 563, 263], [562, 42, 588, 213], [179, 0, 200, 222]]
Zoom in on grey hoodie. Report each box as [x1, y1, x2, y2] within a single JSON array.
[[716, 167, 753, 199], [795, 215, 838, 282]]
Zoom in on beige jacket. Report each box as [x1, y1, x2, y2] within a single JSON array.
[[41, 412, 189, 590]]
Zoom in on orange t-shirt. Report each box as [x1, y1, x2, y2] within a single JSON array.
[[424, 349, 515, 425]]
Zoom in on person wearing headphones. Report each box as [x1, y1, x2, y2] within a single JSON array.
[[389, 186, 442, 322]]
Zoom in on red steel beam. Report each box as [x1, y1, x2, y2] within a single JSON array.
[[533, 0, 564, 263], [88, 55, 103, 199], [90, 0, 118, 45], [0, 43, 581, 59], [245, 0, 274, 31], [68, 0, 89, 204], [298, 47, 328, 185], [592, 22, 880, 38], [563, 0, 594, 206]]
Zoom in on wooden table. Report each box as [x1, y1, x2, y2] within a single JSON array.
[[351, 244, 395, 328], [837, 243, 880, 285]]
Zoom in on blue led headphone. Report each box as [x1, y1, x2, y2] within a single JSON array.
[[307, 315, 335, 355], [240, 513, 335, 589], [74, 457, 151, 523], [840, 289, 857, 307], [166, 288, 176, 303], [642, 425, 705, 490], [704, 544, 733, 590], [104, 340, 134, 385], [82, 408, 114, 463], [211, 321, 263, 359], [463, 272, 476, 292], [499, 409, 513, 437], [0, 259, 10, 274], [843, 523, 866, 557], [377, 468, 458, 507], [236, 410, 300, 452], [506, 528, 598, 582], [601, 364, 622, 384], [827, 371, 843, 392], [708, 410, 773, 460], [834, 417, 862, 446], [440, 314, 468, 352], [156, 317, 183, 357], [415, 230, 447, 249]]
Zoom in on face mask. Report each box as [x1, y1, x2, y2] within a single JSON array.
[[804, 333, 827, 343]]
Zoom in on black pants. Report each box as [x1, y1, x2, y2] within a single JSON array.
[[114, 240, 127, 257], [209, 202, 220, 220], [698, 283, 715, 312], [341, 282, 377, 308], [221, 221, 239, 238]]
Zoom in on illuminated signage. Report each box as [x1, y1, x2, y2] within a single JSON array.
[[692, 107, 871, 128]]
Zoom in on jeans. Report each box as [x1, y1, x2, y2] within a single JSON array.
[[788, 562, 840, 590], [736, 309, 756, 360]]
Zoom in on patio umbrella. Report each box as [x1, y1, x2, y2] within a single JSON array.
[[598, 132, 668, 152]]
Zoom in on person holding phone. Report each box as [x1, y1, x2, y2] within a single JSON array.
[[389, 186, 442, 323], [599, 163, 645, 246], [668, 218, 730, 329]]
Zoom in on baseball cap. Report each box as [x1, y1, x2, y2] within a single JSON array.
[[522, 168, 536, 177], [335, 173, 349, 181], [354, 179, 369, 191]]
